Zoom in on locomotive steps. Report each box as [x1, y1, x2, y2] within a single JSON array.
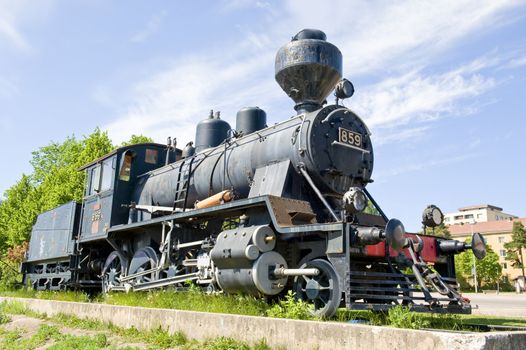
[[1, 297, 524, 350]]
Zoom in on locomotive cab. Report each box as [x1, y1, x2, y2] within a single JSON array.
[[78, 143, 180, 241]]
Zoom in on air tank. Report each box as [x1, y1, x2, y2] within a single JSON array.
[[236, 107, 267, 136], [182, 142, 195, 158], [195, 111, 231, 153]]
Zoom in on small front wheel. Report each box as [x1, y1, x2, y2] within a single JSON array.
[[293, 259, 341, 318]]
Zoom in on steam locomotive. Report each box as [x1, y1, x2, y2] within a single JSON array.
[[21, 29, 486, 317]]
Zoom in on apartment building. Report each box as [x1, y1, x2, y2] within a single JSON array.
[[444, 204, 517, 226], [448, 218, 526, 281]]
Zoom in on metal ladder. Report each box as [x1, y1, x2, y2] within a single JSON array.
[[173, 157, 194, 211]]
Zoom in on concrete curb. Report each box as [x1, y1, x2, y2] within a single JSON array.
[[1, 297, 525, 350]]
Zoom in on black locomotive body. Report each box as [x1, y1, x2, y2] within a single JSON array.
[[22, 29, 485, 317]]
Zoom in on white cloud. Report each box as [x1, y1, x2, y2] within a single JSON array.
[[101, 0, 525, 148], [372, 126, 430, 147], [282, 0, 522, 75], [352, 61, 497, 130], [504, 54, 526, 69], [104, 51, 280, 144], [374, 153, 479, 181], [221, 0, 273, 13], [0, 18, 30, 51], [0, 0, 55, 52], [129, 10, 167, 43]]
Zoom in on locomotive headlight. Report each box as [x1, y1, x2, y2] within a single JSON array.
[[343, 187, 367, 213], [335, 78, 355, 100], [422, 205, 444, 228]]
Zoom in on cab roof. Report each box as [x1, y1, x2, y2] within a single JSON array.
[[77, 143, 176, 171]]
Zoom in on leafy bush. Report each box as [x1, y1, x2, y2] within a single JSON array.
[[0, 259, 22, 290]]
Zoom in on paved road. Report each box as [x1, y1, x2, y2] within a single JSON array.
[[463, 292, 526, 318]]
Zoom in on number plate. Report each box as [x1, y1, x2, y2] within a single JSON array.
[[338, 127, 363, 148]]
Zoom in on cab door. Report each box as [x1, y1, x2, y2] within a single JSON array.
[[80, 156, 115, 242]]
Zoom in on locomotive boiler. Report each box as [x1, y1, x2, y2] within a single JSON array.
[[22, 29, 486, 318]]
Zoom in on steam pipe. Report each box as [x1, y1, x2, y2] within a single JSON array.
[[298, 165, 339, 222]]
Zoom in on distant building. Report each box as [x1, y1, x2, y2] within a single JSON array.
[[444, 204, 517, 226], [449, 218, 526, 282]]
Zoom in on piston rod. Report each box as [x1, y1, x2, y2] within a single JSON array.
[[273, 267, 320, 277]]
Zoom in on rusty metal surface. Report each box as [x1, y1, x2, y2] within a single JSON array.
[[267, 195, 317, 227]]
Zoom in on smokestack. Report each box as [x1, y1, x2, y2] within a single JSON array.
[[275, 29, 342, 114]]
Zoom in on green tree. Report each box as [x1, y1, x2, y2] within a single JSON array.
[[455, 242, 502, 290], [420, 223, 451, 238], [0, 128, 154, 286], [0, 175, 40, 249], [0, 128, 114, 254], [121, 134, 154, 147], [363, 200, 380, 216], [34, 128, 114, 207], [504, 221, 526, 280]]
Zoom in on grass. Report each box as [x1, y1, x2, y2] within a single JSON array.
[[0, 300, 270, 350], [333, 307, 465, 330], [2, 287, 526, 331], [0, 312, 9, 325], [0, 288, 90, 303], [99, 286, 270, 317], [460, 314, 526, 328], [0, 323, 112, 350]]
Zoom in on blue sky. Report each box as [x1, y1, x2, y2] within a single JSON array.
[[1, 0, 525, 231]]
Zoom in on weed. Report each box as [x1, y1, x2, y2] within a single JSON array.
[[0, 328, 22, 349], [52, 313, 106, 331], [386, 306, 430, 329], [48, 313, 186, 349], [266, 290, 315, 320], [0, 288, 90, 303], [46, 333, 108, 350], [0, 324, 61, 350], [252, 338, 271, 350], [203, 336, 251, 350], [0, 300, 41, 319], [0, 312, 9, 325], [101, 289, 269, 317], [137, 327, 187, 348]]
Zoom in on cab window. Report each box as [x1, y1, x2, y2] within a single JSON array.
[[88, 158, 114, 195], [119, 151, 135, 181], [145, 148, 158, 164], [100, 158, 114, 191], [89, 165, 101, 195]]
